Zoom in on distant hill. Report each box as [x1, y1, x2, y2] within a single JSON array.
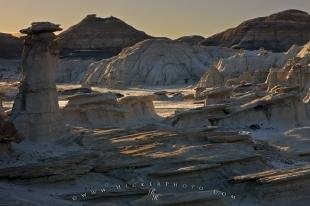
[[201, 10, 310, 52], [83, 39, 236, 87], [0, 33, 22, 59], [57, 14, 153, 59], [175, 35, 205, 46]]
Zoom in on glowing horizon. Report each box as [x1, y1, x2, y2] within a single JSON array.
[[0, 0, 310, 39]]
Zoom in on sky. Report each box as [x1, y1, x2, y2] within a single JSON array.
[[0, 0, 309, 39]]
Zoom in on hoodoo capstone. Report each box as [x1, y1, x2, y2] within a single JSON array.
[[11, 22, 65, 140]]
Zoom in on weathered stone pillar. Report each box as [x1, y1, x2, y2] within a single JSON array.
[[11, 22, 64, 140]]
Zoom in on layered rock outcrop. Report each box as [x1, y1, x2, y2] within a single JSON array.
[[197, 45, 302, 88], [83, 39, 237, 87], [219, 93, 309, 130], [196, 63, 224, 88], [203, 87, 233, 105], [265, 42, 310, 95], [201, 10, 310, 52], [0, 58, 21, 81], [296, 41, 310, 64], [172, 91, 308, 131], [0, 58, 94, 83], [57, 14, 152, 58], [56, 59, 95, 83], [0, 33, 22, 59], [217, 47, 300, 78], [175, 35, 205, 46], [62, 93, 159, 128], [11, 22, 65, 140], [175, 41, 310, 130]]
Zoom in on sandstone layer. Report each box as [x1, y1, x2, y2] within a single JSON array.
[[197, 45, 302, 88], [201, 10, 310, 52], [62, 93, 159, 128], [83, 39, 237, 87]]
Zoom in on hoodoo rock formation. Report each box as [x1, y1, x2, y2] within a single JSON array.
[[201, 10, 310, 52], [83, 39, 237, 87], [11, 22, 65, 140], [0, 32, 22, 59], [57, 14, 152, 58], [197, 45, 302, 88], [62, 93, 159, 128], [186, 43, 309, 134], [269, 64, 310, 94], [178, 42, 310, 131], [265, 42, 310, 95]]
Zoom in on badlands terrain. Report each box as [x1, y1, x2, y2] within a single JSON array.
[[0, 9, 309, 206]]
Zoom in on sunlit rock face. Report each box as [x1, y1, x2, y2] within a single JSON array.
[[183, 40, 310, 132], [265, 41, 310, 96], [57, 14, 152, 58], [296, 41, 310, 65], [196, 45, 302, 89], [217, 47, 301, 78], [11, 22, 65, 140], [201, 10, 310, 52], [82, 39, 237, 87], [197, 64, 224, 88]]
